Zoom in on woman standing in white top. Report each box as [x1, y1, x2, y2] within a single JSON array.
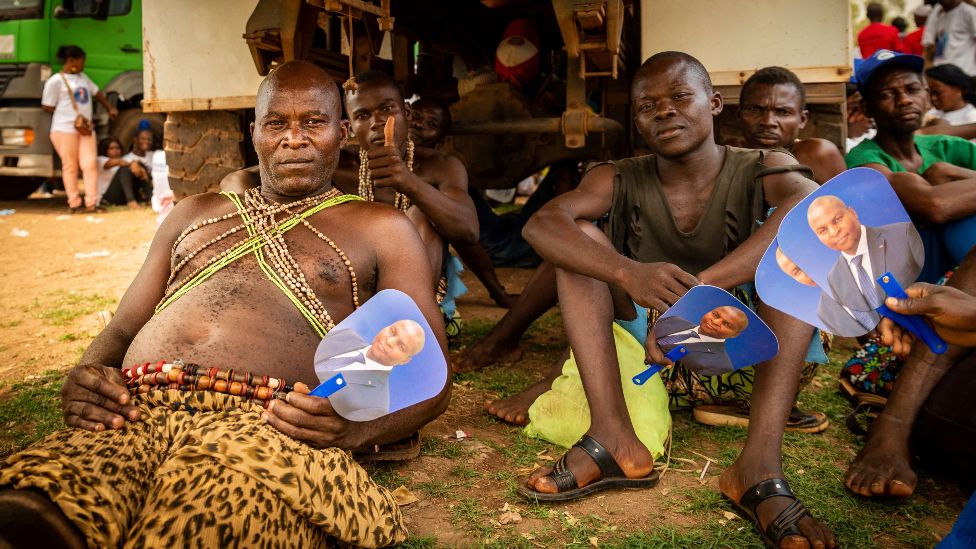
[[925, 63, 976, 135], [40, 45, 118, 213]]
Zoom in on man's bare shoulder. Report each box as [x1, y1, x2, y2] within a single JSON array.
[[793, 138, 844, 163], [415, 146, 465, 172], [319, 199, 411, 232], [169, 192, 237, 226]]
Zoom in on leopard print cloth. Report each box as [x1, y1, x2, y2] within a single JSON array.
[[0, 389, 406, 548]]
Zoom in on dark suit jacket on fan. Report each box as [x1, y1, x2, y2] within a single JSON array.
[[653, 315, 735, 376], [823, 222, 923, 318]]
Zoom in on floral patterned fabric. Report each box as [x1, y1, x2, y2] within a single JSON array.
[[839, 268, 956, 398]]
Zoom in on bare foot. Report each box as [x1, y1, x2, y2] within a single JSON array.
[[525, 432, 653, 494], [720, 461, 837, 548], [127, 201, 142, 210], [453, 336, 523, 373], [844, 415, 916, 497], [485, 366, 560, 425], [489, 291, 520, 309]]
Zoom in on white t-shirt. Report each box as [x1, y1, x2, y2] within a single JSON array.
[[123, 150, 154, 166], [922, 2, 976, 76], [926, 103, 976, 142], [41, 72, 99, 134], [96, 156, 120, 198], [150, 150, 172, 213]]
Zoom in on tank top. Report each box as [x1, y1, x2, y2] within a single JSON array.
[[603, 146, 811, 275]]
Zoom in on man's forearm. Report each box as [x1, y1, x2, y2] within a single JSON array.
[[894, 174, 976, 223], [78, 325, 134, 369], [523, 207, 635, 288], [403, 180, 478, 244]]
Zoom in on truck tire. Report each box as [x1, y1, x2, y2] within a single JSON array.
[[0, 177, 41, 200], [163, 111, 244, 199], [112, 108, 166, 151]]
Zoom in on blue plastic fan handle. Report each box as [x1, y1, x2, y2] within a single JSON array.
[[310, 373, 347, 398], [632, 345, 688, 385], [876, 272, 946, 355]]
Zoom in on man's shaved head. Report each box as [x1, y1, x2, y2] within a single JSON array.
[[633, 51, 713, 95], [255, 60, 341, 119], [251, 60, 346, 197]]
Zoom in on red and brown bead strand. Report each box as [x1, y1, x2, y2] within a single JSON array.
[[122, 360, 295, 408]]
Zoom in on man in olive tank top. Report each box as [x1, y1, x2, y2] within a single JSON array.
[[520, 52, 836, 549]]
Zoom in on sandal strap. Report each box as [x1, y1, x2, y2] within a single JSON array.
[[548, 452, 579, 492], [575, 435, 625, 479], [767, 498, 809, 543], [739, 478, 794, 513]]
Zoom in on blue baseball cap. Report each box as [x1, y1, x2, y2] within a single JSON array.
[[855, 49, 925, 95]]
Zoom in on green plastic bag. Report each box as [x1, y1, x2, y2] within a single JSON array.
[[524, 323, 671, 458]]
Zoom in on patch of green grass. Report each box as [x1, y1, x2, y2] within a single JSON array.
[[450, 464, 479, 480], [675, 487, 726, 515], [421, 435, 468, 459], [363, 463, 405, 489], [454, 367, 533, 398], [482, 533, 536, 548], [415, 480, 455, 498], [2, 320, 21, 328], [36, 292, 114, 327], [450, 496, 492, 536], [602, 525, 759, 549], [483, 432, 555, 469], [0, 370, 65, 457], [58, 332, 81, 342], [450, 318, 495, 352]]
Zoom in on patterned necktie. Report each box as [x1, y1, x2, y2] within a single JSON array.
[[853, 255, 883, 308], [850, 255, 882, 329], [657, 330, 695, 348]]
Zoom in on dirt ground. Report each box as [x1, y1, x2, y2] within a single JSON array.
[[0, 195, 967, 548]]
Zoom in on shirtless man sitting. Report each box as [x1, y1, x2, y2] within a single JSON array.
[[737, 66, 847, 183], [520, 52, 836, 549], [0, 60, 447, 548]]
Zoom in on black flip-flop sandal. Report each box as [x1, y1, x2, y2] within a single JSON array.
[[516, 435, 659, 502], [728, 478, 815, 548]]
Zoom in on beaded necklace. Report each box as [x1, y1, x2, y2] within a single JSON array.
[[157, 188, 362, 337], [358, 139, 414, 212]]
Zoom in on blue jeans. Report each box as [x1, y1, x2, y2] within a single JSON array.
[[917, 214, 976, 283]]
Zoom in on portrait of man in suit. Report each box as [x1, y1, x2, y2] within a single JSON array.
[[774, 246, 871, 336], [653, 306, 749, 376], [806, 195, 924, 331], [314, 319, 426, 421]]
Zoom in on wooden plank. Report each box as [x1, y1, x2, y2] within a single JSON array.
[[715, 82, 847, 105], [710, 66, 852, 87], [142, 96, 257, 113]]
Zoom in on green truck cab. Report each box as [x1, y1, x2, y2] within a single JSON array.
[[0, 0, 149, 198]]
